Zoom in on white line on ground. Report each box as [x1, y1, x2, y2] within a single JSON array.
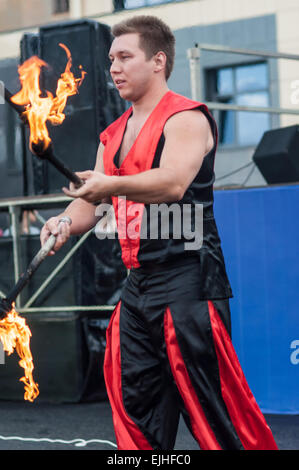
[[0, 434, 117, 448]]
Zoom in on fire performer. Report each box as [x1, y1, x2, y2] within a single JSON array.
[[40, 16, 278, 450]]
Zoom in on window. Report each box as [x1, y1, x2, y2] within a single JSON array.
[[206, 62, 270, 147], [53, 0, 70, 14], [114, 0, 186, 10]]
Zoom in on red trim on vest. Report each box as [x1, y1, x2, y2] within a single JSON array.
[[104, 301, 153, 450], [164, 306, 222, 450], [207, 300, 278, 450], [100, 91, 216, 269]]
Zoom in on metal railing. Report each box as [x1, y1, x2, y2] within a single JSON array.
[[187, 43, 299, 116], [0, 194, 115, 314]]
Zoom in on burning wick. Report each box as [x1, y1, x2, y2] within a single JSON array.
[[0, 217, 72, 402], [0, 303, 39, 402], [5, 43, 86, 188], [10, 43, 86, 153]]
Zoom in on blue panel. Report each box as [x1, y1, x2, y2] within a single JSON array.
[[214, 184, 299, 414]]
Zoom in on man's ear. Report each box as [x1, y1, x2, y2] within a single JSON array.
[[153, 51, 167, 74]]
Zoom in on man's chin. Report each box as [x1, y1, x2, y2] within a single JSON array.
[[117, 85, 138, 102], [118, 89, 132, 101]]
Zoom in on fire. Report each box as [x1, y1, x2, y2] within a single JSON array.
[[11, 43, 86, 152], [0, 304, 39, 402]]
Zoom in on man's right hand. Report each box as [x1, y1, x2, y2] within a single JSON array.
[[40, 216, 71, 256]]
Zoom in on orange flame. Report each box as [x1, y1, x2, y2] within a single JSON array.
[[11, 43, 86, 152], [0, 304, 39, 402]]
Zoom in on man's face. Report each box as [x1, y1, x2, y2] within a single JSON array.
[[109, 33, 155, 101]]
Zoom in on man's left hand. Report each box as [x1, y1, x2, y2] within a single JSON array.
[[62, 171, 115, 203]]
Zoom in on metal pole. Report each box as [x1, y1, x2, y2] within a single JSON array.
[[205, 101, 299, 115], [197, 43, 299, 61], [24, 228, 93, 308], [187, 46, 201, 101], [187, 42, 299, 108], [0, 194, 72, 209], [0, 80, 4, 104], [18, 305, 115, 313], [70, 0, 83, 18], [0, 290, 6, 299], [33, 211, 46, 226], [0, 218, 72, 318], [9, 205, 22, 308]]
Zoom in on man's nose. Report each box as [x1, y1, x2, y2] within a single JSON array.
[[110, 59, 121, 74]]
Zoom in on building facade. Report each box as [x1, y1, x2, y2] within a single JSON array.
[[0, 0, 298, 190]]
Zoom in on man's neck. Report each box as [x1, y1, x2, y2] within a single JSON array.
[[131, 84, 170, 121]]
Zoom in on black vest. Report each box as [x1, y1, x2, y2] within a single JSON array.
[[114, 105, 233, 300]]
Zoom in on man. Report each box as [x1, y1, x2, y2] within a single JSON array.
[[41, 16, 278, 450]]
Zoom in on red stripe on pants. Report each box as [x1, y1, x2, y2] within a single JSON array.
[[164, 306, 222, 450], [207, 300, 278, 450], [103, 301, 153, 450]]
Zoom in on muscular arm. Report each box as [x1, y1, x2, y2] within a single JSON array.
[[58, 143, 109, 235], [40, 143, 112, 253], [111, 109, 213, 203], [63, 109, 214, 205]]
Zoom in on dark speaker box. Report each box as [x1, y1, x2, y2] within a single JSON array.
[[252, 125, 299, 184]]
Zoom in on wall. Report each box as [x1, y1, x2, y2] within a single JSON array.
[[0, 0, 69, 32], [94, 0, 299, 187], [214, 183, 299, 413], [0, 0, 298, 188]]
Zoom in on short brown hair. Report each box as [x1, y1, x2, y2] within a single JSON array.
[[111, 15, 175, 81]]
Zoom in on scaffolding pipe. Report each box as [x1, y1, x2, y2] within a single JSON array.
[[24, 228, 93, 308], [187, 42, 299, 104]]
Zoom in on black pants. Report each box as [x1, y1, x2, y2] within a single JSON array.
[[104, 256, 278, 450]]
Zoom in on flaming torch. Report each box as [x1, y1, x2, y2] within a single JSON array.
[[0, 304, 40, 402], [0, 45, 84, 402], [4, 43, 86, 188], [0, 217, 72, 402]]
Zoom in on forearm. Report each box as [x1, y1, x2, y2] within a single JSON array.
[[110, 168, 182, 204], [58, 198, 100, 235]]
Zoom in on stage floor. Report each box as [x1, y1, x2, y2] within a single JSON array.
[[0, 400, 297, 450]]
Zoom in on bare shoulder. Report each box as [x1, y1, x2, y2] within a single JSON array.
[[164, 108, 214, 154], [164, 108, 211, 134], [164, 109, 214, 155]]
